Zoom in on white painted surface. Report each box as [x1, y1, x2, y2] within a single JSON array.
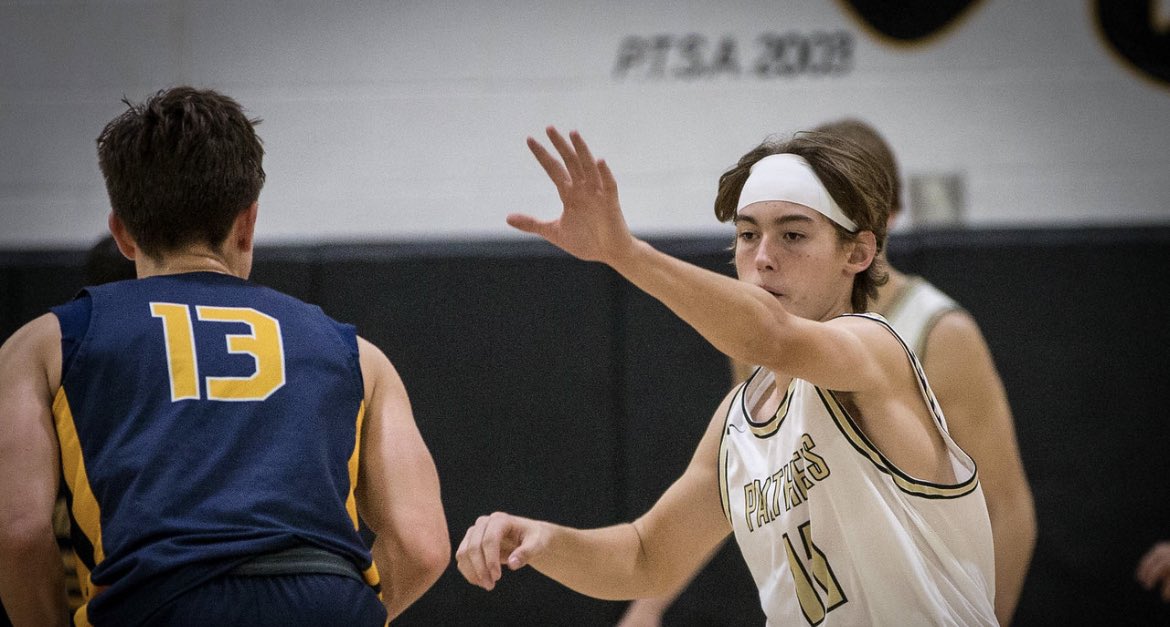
[[1, 1, 1167, 247]]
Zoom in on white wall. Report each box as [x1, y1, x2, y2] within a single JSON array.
[[2, 0, 1168, 248]]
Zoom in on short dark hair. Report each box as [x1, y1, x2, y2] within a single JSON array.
[[96, 86, 265, 260], [713, 131, 892, 312]]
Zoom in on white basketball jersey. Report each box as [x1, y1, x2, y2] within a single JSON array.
[[882, 276, 961, 359], [719, 314, 996, 626]]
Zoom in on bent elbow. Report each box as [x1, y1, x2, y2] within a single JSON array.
[[401, 521, 450, 588], [422, 531, 451, 583]]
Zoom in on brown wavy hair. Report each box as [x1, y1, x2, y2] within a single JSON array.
[[813, 118, 901, 216], [713, 131, 892, 312]]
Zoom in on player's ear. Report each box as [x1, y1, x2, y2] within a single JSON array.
[[846, 230, 876, 273], [232, 202, 259, 254], [108, 212, 138, 261]]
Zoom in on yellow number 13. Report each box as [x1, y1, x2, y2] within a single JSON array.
[[150, 302, 286, 402]]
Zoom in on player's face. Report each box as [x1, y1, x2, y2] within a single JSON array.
[[733, 201, 856, 321]]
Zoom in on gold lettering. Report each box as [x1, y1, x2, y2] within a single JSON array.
[[785, 461, 804, 508], [739, 433, 832, 532], [756, 478, 771, 529], [801, 433, 830, 480], [743, 482, 757, 532], [790, 452, 814, 502], [770, 468, 785, 517]]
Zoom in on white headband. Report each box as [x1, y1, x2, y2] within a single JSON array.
[[735, 153, 858, 232]]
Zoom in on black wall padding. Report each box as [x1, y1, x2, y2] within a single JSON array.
[[0, 250, 88, 340], [615, 238, 765, 626], [1, 225, 1168, 626], [308, 241, 630, 625]]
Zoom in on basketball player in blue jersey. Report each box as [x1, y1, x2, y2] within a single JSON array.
[[457, 127, 998, 625], [620, 119, 1035, 625], [0, 87, 449, 626]]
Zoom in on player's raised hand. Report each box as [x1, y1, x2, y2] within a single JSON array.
[[508, 127, 636, 264], [456, 512, 549, 591]]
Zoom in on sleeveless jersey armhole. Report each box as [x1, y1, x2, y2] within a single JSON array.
[[51, 291, 93, 378]]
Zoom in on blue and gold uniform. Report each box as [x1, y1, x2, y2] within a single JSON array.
[[51, 272, 381, 626]]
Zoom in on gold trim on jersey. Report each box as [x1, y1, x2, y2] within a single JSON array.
[[718, 385, 740, 525], [345, 400, 382, 591], [842, 313, 951, 433], [744, 377, 796, 439], [52, 387, 104, 599], [74, 603, 93, 627], [816, 387, 978, 499], [345, 400, 365, 530], [820, 313, 977, 498]]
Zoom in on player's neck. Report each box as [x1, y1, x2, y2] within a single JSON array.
[[135, 248, 240, 279]]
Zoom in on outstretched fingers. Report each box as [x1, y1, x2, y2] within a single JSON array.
[[505, 213, 556, 240], [528, 136, 571, 189], [597, 158, 618, 195], [545, 126, 584, 182], [569, 130, 602, 189]]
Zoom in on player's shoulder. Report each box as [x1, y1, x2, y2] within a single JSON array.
[[8, 312, 61, 343], [926, 307, 985, 351], [830, 311, 902, 342], [355, 335, 398, 377], [0, 313, 60, 364]]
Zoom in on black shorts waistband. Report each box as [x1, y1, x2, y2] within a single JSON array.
[[228, 546, 366, 587]]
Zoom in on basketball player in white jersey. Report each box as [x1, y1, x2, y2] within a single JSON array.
[[456, 127, 997, 625], [620, 119, 1034, 626]]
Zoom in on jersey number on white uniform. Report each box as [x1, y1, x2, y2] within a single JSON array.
[[783, 521, 847, 625], [150, 302, 287, 402]]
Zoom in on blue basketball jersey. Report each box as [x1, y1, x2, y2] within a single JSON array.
[[50, 272, 377, 626]]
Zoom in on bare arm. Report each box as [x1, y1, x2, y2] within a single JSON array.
[[924, 311, 1035, 625], [511, 128, 889, 394], [457, 390, 736, 599], [355, 337, 449, 621], [0, 315, 69, 627]]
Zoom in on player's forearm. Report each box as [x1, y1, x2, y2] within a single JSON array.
[[0, 526, 69, 627], [617, 569, 696, 625], [609, 240, 791, 368], [528, 521, 656, 600], [989, 492, 1036, 625]]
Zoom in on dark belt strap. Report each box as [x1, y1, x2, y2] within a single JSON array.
[[228, 546, 366, 586]]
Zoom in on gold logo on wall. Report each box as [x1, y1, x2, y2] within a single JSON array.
[[1095, 0, 1170, 87]]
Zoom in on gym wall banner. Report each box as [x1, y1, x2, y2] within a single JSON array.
[[611, 0, 1170, 89]]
